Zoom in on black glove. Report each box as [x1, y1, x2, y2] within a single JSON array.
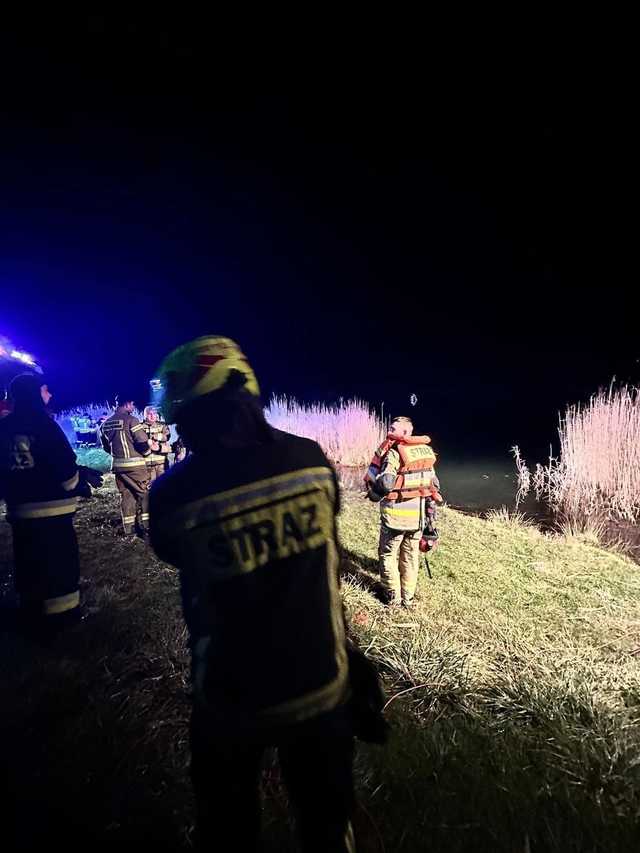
[[74, 465, 104, 497], [347, 644, 390, 744], [366, 476, 390, 503]]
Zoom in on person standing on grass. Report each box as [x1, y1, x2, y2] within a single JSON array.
[[0, 373, 81, 634], [371, 416, 440, 607], [100, 395, 152, 537], [141, 405, 171, 482], [149, 335, 357, 853]]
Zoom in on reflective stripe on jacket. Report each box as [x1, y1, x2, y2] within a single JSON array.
[[149, 431, 349, 731], [44, 590, 81, 614], [379, 447, 425, 531], [142, 421, 171, 465], [101, 408, 151, 471], [0, 410, 79, 517], [9, 496, 78, 520]]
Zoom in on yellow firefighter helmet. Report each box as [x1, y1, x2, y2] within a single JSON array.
[[155, 336, 260, 423]]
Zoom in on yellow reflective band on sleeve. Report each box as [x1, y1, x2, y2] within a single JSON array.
[[44, 590, 80, 615], [131, 423, 146, 433], [61, 472, 80, 491], [10, 498, 78, 519]]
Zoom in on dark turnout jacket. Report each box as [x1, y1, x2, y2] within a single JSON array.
[[0, 410, 79, 520], [149, 428, 349, 732], [100, 407, 151, 472]]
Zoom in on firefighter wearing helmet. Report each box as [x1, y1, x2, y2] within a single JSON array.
[[0, 373, 81, 634], [367, 416, 441, 606], [148, 336, 358, 852]]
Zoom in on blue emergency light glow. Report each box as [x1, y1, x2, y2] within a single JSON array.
[[0, 336, 43, 374], [10, 349, 36, 366]]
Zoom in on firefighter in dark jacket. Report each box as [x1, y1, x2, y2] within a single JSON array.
[[149, 336, 356, 853], [0, 373, 81, 632], [100, 397, 151, 536], [141, 405, 171, 482]]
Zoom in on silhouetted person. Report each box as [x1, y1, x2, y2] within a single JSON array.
[[0, 373, 81, 635], [149, 336, 356, 852]]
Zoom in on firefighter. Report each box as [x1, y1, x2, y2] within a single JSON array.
[[141, 406, 171, 483], [0, 373, 81, 633], [372, 416, 440, 607], [149, 336, 356, 853], [100, 396, 152, 537]]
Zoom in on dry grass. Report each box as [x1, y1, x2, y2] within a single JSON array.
[[265, 395, 386, 467], [56, 402, 115, 421], [514, 384, 640, 527], [59, 397, 384, 472]]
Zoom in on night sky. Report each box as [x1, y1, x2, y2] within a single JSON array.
[[1, 22, 635, 459]]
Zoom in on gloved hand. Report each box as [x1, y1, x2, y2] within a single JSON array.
[[366, 476, 391, 503], [347, 643, 390, 744]]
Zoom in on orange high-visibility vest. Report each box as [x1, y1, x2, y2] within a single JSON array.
[[385, 436, 439, 501], [365, 433, 441, 502]]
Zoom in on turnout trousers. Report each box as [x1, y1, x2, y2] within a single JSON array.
[[190, 708, 356, 852], [378, 526, 421, 604], [11, 514, 81, 631], [115, 468, 151, 534]]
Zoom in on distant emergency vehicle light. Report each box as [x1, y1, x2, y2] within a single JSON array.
[[10, 349, 36, 366], [0, 337, 43, 373]]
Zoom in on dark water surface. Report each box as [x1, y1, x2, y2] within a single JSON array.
[[339, 454, 529, 515], [437, 457, 518, 513]]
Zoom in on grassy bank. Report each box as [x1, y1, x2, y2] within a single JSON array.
[[340, 495, 640, 851], [1, 482, 639, 851]]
